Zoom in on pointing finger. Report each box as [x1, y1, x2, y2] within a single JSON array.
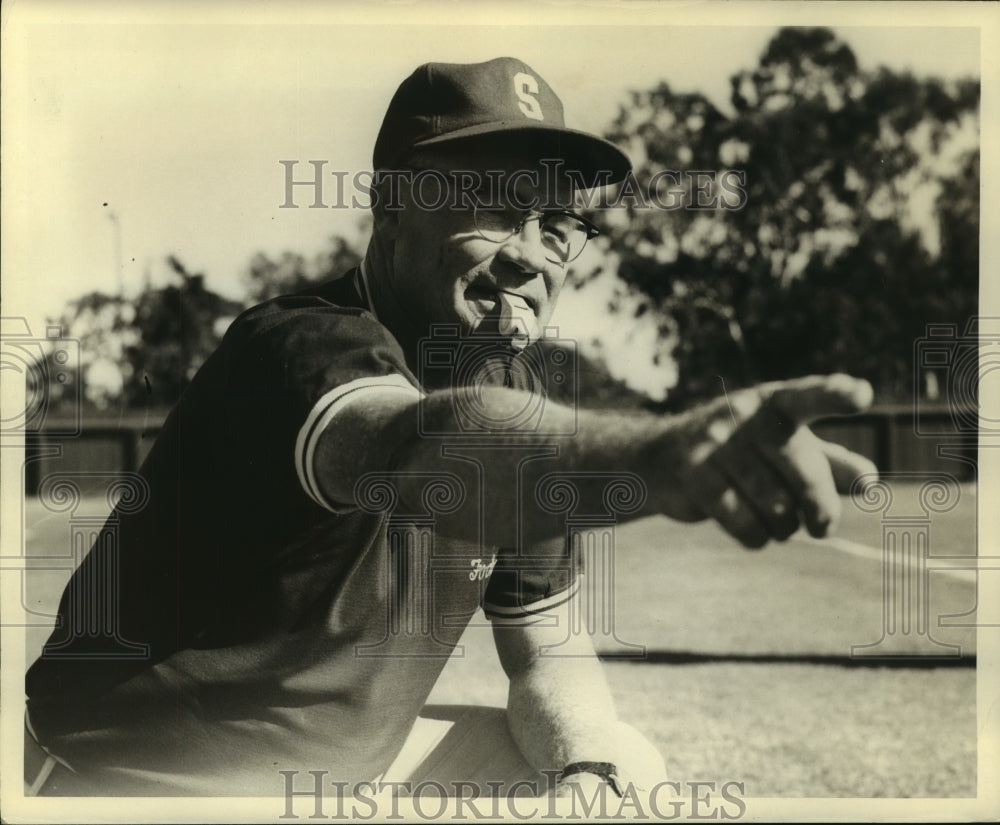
[[707, 488, 771, 549], [757, 428, 842, 538], [764, 374, 874, 429], [819, 438, 880, 494], [712, 443, 802, 541]]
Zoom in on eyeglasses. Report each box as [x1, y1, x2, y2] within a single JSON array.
[[390, 167, 599, 265], [473, 203, 600, 264]]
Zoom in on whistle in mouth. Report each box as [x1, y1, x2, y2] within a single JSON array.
[[497, 291, 536, 351]]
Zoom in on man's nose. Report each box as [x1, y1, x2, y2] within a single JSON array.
[[496, 218, 550, 274]]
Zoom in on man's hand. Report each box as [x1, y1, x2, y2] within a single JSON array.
[[656, 373, 878, 548]]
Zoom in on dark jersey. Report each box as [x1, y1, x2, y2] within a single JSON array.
[[25, 270, 579, 795]]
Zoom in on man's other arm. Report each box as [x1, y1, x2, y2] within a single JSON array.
[[491, 591, 666, 795]]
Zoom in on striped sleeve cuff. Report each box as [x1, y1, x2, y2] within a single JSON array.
[[483, 575, 581, 625], [295, 374, 422, 512]]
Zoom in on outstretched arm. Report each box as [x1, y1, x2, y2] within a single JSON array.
[[313, 373, 877, 550]]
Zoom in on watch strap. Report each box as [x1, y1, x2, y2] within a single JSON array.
[[558, 761, 624, 796]]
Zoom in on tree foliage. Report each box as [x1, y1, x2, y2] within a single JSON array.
[[120, 256, 245, 409], [47, 29, 978, 416], [242, 228, 366, 305], [592, 27, 979, 409], [47, 230, 367, 413], [47, 291, 136, 411]]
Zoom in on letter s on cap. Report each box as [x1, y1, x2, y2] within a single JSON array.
[[513, 72, 544, 121]]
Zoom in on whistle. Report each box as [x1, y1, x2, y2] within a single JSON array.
[[497, 291, 537, 351]]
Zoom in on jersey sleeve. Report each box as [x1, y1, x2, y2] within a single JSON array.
[[295, 373, 421, 513], [224, 296, 423, 515], [481, 541, 581, 624]]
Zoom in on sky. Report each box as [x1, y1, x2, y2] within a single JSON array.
[[1, 3, 993, 339]]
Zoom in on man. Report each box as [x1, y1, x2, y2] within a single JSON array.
[[25, 57, 876, 799]]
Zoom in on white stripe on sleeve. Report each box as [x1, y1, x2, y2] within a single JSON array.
[[483, 576, 581, 625], [295, 374, 422, 512]]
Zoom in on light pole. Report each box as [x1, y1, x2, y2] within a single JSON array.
[[107, 211, 124, 298]]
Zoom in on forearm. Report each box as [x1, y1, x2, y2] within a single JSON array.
[[498, 622, 666, 792], [389, 388, 676, 546], [505, 649, 620, 772], [314, 385, 672, 542], [314, 375, 878, 550]]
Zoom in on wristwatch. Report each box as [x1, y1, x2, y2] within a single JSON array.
[[558, 761, 625, 797]]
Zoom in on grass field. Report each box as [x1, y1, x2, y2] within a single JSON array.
[[14, 482, 980, 799]]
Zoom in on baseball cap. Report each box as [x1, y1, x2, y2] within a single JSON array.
[[373, 57, 631, 185]]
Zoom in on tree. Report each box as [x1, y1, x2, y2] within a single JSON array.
[[48, 257, 242, 413], [121, 256, 243, 409], [46, 291, 137, 412], [588, 27, 979, 409], [241, 223, 369, 305], [48, 226, 369, 413]]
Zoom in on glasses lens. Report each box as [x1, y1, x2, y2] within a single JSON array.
[[540, 212, 592, 263], [473, 203, 520, 242], [473, 203, 595, 264]]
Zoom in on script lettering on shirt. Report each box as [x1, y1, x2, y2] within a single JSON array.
[[468, 554, 498, 581]]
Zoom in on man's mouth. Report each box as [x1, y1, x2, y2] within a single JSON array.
[[465, 284, 536, 315], [465, 284, 501, 314], [464, 285, 539, 350]]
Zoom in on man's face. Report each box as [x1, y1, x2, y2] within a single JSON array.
[[382, 147, 588, 341]]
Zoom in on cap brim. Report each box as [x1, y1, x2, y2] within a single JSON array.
[[408, 122, 632, 187]]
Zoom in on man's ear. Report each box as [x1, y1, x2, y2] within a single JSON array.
[[371, 176, 403, 241], [372, 207, 400, 242]]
